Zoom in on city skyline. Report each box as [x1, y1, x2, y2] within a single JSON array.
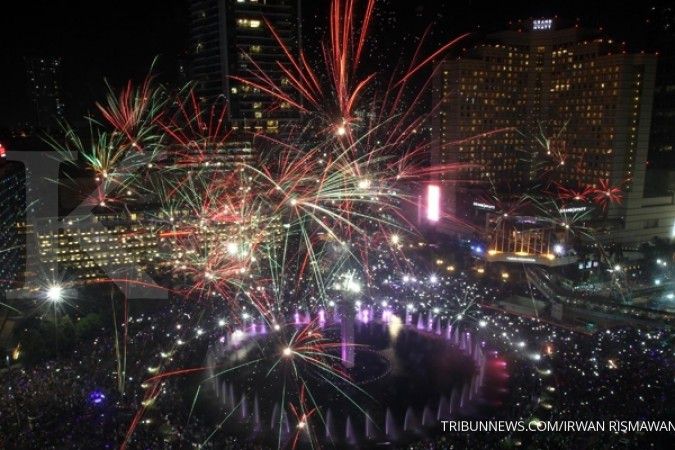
[[0, 1, 669, 129], [0, 2, 673, 449]]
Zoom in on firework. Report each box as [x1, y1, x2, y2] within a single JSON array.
[[44, 1, 477, 447]]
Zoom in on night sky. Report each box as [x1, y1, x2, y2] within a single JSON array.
[[0, 0, 665, 129]]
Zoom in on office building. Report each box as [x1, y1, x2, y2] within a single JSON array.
[[24, 56, 65, 132], [647, 3, 675, 169], [0, 158, 26, 290], [433, 18, 675, 244], [189, 0, 301, 132]]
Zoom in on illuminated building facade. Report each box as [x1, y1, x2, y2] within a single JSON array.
[[647, 3, 675, 169], [0, 159, 26, 291], [433, 18, 675, 244], [37, 205, 283, 283], [189, 0, 301, 132], [483, 210, 578, 267], [24, 56, 65, 132]]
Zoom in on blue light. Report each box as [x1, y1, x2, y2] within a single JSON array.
[[89, 390, 106, 405]]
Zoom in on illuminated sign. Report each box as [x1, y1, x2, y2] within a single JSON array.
[[506, 256, 536, 263], [426, 185, 440, 222], [533, 19, 552, 30], [560, 206, 587, 214], [0, 142, 5, 158], [472, 201, 495, 210]]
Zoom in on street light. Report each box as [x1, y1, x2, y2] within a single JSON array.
[[46, 285, 63, 303]]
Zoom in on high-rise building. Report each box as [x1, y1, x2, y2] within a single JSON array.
[[433, 18, 675, 244], [24, 56, 65, 132], [189, 0, 301, 132], [646, 3, 675, 169], [0, 157, 26, 291]]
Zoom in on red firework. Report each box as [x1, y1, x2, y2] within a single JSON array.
[[592, 178, 624, 210]]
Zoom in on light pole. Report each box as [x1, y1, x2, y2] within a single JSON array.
[[45, 284, 64, 351]]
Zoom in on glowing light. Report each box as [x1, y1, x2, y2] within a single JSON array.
[[11, 344, 21, 360], [357, 178, 371, 189], [553, 244, 564, 255], [46, 285, 63, 303], [88, 391, 106, 405], [429, 274, 438, 283], [282, 347, 292, 357], [390, 234, 400, 245], [226, 242, 239, 255], [426, 184, 440, 222], [478, 320, 487, 328], [472, 201, 495, 210], [533, 18, 553, 30]]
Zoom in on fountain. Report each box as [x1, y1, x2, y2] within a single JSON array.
[[365, 414, 377, 440], [270, 403, 279, 431], [403, 407, 419, 432], [325, 408, 335, 440], [280, 409, 291, 434], [253, 394, 261, 431], [460, 383, 470, 408], [240, 394, 249, 421], [436, 395, 449, 420], [422, 405, 435, 426], [345, 416, 357, 445], [416, 314, 424, 330], [339, 299, 355, 368], [204, 309, 507, 446], [385, 407, 397, 439], [227, 384, 236, 410], [449, 387, 459, 413]]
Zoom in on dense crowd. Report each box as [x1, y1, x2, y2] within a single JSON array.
[[1, 258, 673, 449]]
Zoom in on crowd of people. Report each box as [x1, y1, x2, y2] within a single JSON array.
[[1, 254, 673, 449]]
